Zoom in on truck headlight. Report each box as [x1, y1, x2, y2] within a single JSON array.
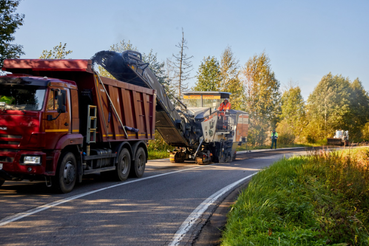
[[23, 156, 41, 165]]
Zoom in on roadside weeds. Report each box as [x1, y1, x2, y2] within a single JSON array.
[[221, 147, 369, 245]]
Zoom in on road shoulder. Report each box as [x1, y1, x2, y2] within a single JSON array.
[[193, 180, 251, 246]]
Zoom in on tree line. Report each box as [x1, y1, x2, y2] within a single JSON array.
[[2, 0, 369, 145], [194, 49, 369, 144]]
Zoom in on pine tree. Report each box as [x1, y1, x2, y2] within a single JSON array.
[[194, 56, 221, 91], [0, 0, 24, 68], [168, 29, 193, 98]]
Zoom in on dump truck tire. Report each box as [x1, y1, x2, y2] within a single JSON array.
[[54, 152, 77, 193], [131, 147, 146, 178], [116, 148, 131, 181]]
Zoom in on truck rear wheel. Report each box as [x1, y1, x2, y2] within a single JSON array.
[[54, 152, 77, 193], [116, 148, 131, 181], [131, 147, 146, 178]]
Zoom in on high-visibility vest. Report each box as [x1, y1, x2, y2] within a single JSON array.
[[271, 132, 278, 139], [218, 102, 231, 111]]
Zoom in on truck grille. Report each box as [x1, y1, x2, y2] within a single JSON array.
[[0, 135, 22, 145], [0, 135, 22, 139], [0, 156, 14, 162], [0, 141, 20, 145], [0, 149, 17, 152]]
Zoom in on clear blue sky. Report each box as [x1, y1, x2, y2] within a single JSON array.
[[13, 0, 369, 100]]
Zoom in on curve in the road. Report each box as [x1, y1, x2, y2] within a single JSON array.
[[169, 172, 258, 246]]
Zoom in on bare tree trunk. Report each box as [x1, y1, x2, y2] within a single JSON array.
[[178, 30, 184, 98], [169, 28, 193, 99]]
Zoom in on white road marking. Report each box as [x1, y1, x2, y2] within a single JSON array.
[[169, 172, 258, 246], [0, 165, 203, 227]]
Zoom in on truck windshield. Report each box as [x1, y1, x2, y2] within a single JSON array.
[[0, 85, 46, 111]]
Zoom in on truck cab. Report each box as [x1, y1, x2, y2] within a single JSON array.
[[0, 74, 82, 187]]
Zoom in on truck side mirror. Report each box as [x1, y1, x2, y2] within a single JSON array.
[[57, 90, 66, 113]]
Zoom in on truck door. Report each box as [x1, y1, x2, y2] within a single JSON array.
[[43, 87, 71, 147]]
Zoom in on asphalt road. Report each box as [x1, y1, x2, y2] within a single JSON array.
[[0, 147, 311, 246]]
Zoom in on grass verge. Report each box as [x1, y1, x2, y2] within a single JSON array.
[[221, 147, 369, 245], [147, 150, 170, 160], [236, 143, 323, 152]]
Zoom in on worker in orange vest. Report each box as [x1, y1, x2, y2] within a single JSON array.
[[217, 98, 231, 129], [218, 98, 231, 112]]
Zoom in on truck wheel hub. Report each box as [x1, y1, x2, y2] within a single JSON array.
[[63, 162, 75, 184]]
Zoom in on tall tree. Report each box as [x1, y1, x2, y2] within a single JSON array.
[[277, 86, 306, 143], [305, 73, 352, 142], [39, 42, 72, 59], [241, 52, 281, 146], [0, 0, 24, 68], [193, 56, 221, 91], [219, 46, 245, 110], [168, 29, 193, 98], [348, 78, 369, 140]]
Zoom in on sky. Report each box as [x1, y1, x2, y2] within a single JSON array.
[[12, 0, 369, 100]]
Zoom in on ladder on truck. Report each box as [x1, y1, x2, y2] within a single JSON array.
[[86, 105, 97, 144]]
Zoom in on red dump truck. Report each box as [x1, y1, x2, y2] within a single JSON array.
[[0, 59, 156, 193]]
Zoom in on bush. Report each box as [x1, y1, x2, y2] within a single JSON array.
[[147, 130, 174, 152], [147, 130, 174, 159]]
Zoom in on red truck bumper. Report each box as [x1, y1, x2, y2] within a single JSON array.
[[0, 150, 51, 179]]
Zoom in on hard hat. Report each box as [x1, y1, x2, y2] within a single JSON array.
[[224, 98, 229, 101]]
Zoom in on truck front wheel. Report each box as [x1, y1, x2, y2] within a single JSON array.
[[54, 152, 77, 193], [116, 148, 131, 181], [131, 147, 146, 178]]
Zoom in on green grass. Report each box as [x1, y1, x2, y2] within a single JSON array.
[[236, 143, 321, 151], [147, 150, 170, 160], [147, 131, 174, 160], [221, 147, 369, 245]]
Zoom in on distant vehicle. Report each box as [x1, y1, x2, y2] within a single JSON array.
[[327, 130, 349, 146]]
